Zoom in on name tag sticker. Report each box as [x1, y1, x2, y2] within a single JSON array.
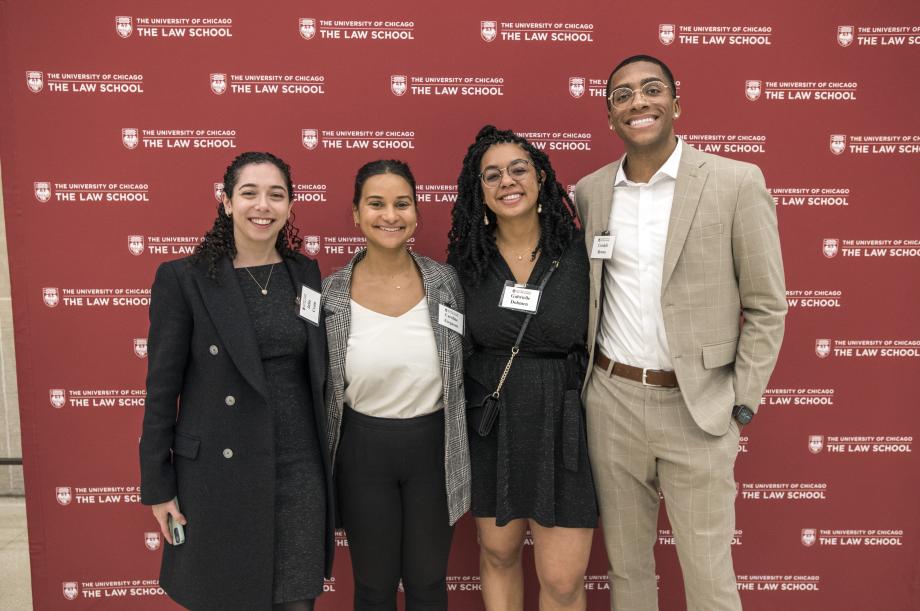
[[591, 234, 615, 259], [499, 281, 542, 313], [298, 284, 321, 326], [438, 304, 464, 334]]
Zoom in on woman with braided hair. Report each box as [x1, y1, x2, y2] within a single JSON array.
[[140, 152, 333, 610], [448, 126, 597, 610]]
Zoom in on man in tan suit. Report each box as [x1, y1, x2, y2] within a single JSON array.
[[575, 55, 786, 610]]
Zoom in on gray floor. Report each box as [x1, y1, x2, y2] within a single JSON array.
[[0, 496, 32, 610]]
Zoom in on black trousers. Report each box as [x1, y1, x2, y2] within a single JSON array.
[[336, 407, 454, 611]]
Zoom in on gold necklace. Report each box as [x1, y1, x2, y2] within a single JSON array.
[[497, 237, 539, 262], [391, 266, 414, 289], [244, 264, 275, 295]]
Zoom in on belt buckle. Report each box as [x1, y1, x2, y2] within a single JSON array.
[[641, 368, 662, 387]]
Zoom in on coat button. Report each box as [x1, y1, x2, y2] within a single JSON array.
[[209, 345, 219, 355], [225, 395, 236, 406], [222, 448, 234, 459]]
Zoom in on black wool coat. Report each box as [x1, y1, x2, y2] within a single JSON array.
[[139, 253, 334, 611]]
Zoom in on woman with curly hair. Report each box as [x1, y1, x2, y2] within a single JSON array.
[[448, 126, 597, 611], [140, 152, 333, 611]]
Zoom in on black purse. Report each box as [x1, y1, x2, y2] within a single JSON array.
[[471, 258, 561, 437]]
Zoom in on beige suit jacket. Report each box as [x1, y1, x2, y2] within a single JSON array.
[[575, 142, 787, 435]]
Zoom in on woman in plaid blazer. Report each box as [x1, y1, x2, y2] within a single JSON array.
[[322, 160, 470, 610]]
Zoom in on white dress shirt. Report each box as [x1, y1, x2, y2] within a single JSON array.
[[597, 141, 683, 370], [344, 297, 444, 418]]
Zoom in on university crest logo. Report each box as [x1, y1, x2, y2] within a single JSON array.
[[837, 26, 854, 47], [210, 73, 227, 95], [481, 21, 497, 42], [390, 75, 407, 96], [299, 18, 316, 40], [26, 71, 43, 93], [115, 16, 133, 38], [34, 181, 52, 203], [659, 24, 675, 45]]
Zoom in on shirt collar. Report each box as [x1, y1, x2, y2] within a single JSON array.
[[614, 137, 683, 186]]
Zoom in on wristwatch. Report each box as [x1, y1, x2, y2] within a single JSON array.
[[732, 404, 754, 426]]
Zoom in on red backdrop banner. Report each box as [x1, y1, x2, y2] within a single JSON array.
[[2, 1, 919, 609]]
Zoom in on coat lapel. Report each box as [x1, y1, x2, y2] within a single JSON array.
[[661, 142, 709, 292], [283, 257, 327, 393], [193, 257, 270, 399]]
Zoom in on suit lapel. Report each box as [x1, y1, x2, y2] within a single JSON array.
[[193, 257, 269, 399], [662, 143, 709, 292], [588, 161, 619, 293], [589, 161, 618, 235]]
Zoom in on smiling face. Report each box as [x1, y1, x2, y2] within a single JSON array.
[[223, 163, 292, 254], [479, 143, 544, 224], [354, 172, 417, 251], [607, 60, 680, 155]]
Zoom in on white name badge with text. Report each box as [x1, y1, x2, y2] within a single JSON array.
[[499, 281, 542, 314], [298, 285, 321, 326], [438, 304, 464, 334], [591, 234, 616, 259]]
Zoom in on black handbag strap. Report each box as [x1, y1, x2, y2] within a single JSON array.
[[491, 256, 562, 398]]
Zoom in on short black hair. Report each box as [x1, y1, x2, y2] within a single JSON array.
[[605, 54, 677, 109]]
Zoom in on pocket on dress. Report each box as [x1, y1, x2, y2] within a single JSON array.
[[562, 390, 583, 472]]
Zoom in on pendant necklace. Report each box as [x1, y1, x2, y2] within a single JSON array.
[[498, 237, 539, 262], [244, 264, 275, 295]]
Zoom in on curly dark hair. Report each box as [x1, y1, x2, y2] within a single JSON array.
[[446, 125, 577, 285], [191, 151, 303, 280]]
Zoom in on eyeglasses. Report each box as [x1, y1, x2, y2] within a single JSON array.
[[607, 80, 671, 109], [479, 159, 534, 188]]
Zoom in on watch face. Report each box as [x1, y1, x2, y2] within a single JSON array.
[[736, 406, 754, 425]]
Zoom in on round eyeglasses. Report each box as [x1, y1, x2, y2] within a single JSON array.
[[479, 159, 534, 189], [607, 80, 671, 109]]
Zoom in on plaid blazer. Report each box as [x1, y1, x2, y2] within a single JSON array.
[[322, 249, 471, 524], [575, 142, 787, 436]]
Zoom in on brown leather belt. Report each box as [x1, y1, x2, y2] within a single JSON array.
[[594, 348, 679, 388]]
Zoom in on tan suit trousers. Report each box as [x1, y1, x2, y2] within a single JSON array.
[[586, 360, 742, 611]]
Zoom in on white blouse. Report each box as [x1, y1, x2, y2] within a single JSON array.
[[344, 297, 443, 418]]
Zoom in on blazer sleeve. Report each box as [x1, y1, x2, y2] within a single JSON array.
[[139, 261, 193, 505], [731, 165, 787, 412]]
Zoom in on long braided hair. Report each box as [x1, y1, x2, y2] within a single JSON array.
[[191, 152, 303, 280], [447, 125, 577, 285]]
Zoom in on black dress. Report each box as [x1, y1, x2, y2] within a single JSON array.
[[237, 264, 325, 603], [463, 240, 598, 528]]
